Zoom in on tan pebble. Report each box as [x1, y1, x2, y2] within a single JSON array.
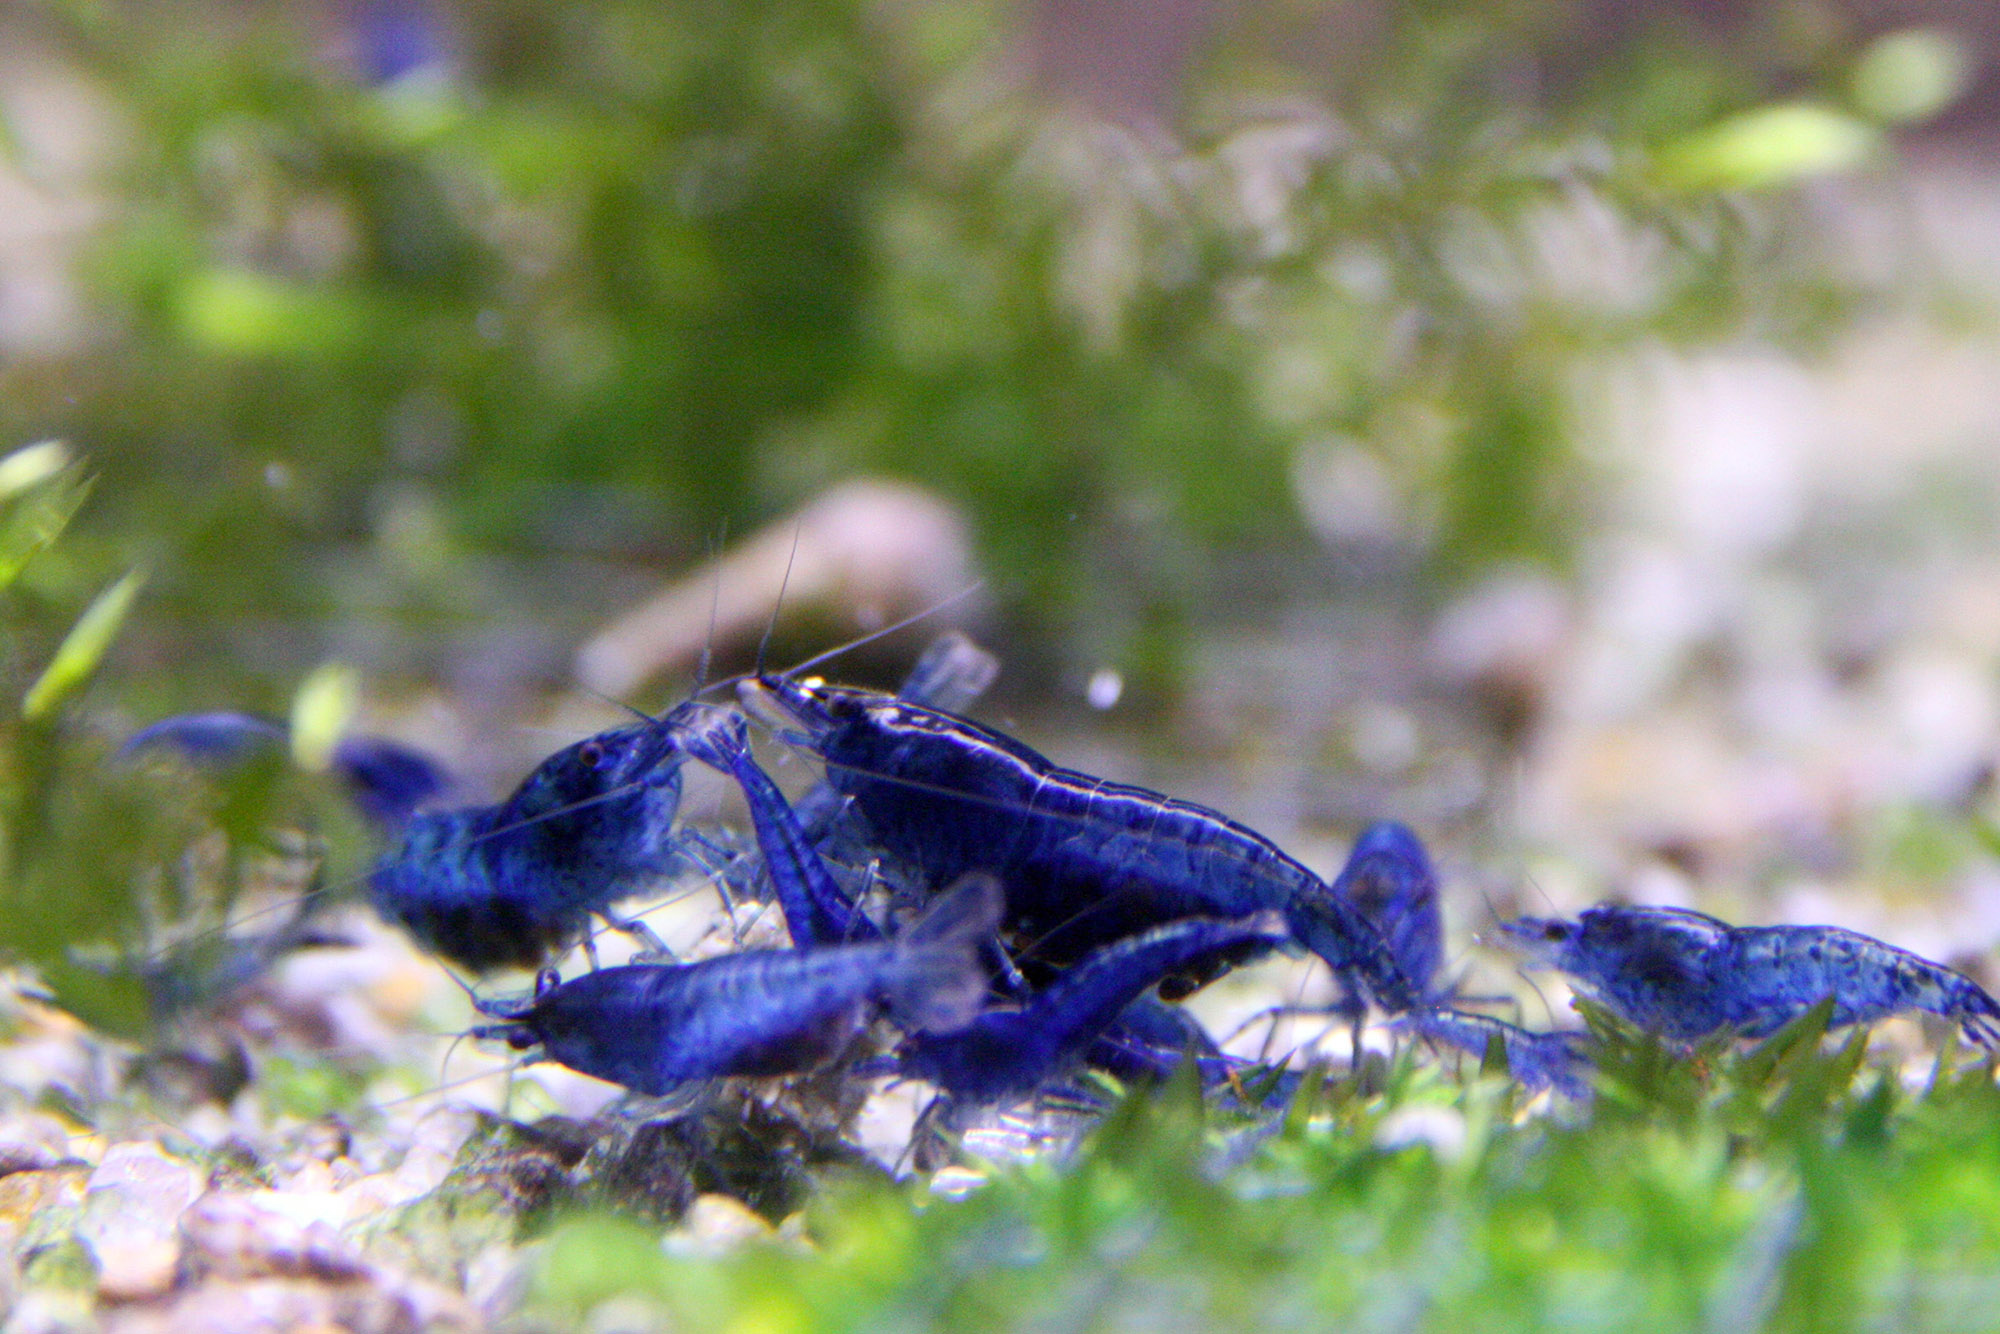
[[388, 1105, 480, 1194], [180, 1190, 362, 1282], [364, 962, 433, 1022], [87, 1142, 204, 1213], [666, 1194, 772, 1255], [59, 1132, 107, 1167], [13, 995, 89, 1041], [0, 1112, 85, 1176], [279, 1158, 339, 1195], [0, 1166, 88, 1228], [94, 1234, 181, 1303]]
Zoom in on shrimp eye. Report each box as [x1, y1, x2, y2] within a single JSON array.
[[1543, 922, 1568, 942], [577, 740, 608, 770]]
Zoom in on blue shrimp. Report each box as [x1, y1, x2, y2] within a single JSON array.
[[652, 633, 1003, 952], [368, 713, 699, 970], [472, 875, 1002, 1095], [1322, 820, 1443, 1045], [1084, 994, 1228, 1086], [126, 707, 710, 972], [679, 634, 1006, 955], [672, 701, 880, 949], [121, 711, 455, 825], [739, 675, 1419, 1011], [893, 913, 1289, 1107], [1331, 821, 1444, 1008], [129, 630, 994, 976], [1317, 820, 1591, 1093], [1500, 904, 2000, 1048], [679, 696, 1250, 1093]]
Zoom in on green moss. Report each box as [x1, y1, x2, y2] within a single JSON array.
[[514, 1013, 2000, 1333]]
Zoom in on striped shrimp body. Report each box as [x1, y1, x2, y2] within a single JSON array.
[[679, 690, 1275, 1099], [739, 676, 1417, 1011], [669, 635, 1006, 951], [473, 875, 1002, 1096], [1501, 905, 2000, 1049], [793, 631, 999, 862]]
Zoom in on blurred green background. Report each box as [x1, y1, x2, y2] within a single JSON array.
[[4, 0, 1969, 686]]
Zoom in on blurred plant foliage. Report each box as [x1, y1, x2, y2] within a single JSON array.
[[525, 1003, 2000, 1333], [0, 1, 1967, 687], [0, 440, 168, 1032], [0, 440, 356, 1035]]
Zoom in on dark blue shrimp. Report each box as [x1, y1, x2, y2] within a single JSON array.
[[127, 707, 702, 971], [369, 713, 697, 970], [642, 634, 1002, 953], [1323, 820, 1443, 1046], [1331, 822, 1444, 1008], [1085, 994, 1228, 1086], [740, 676, 1417, 1011], [473, 875, 1002, 1095], [680, 635, 1004, 953], [894, 913, 1289, 1107], [121, 711, 455, 825], [1500, 904, 2000, 1048], [681, 693, 1251, 1092], [1275, 819, 1593, 1095]]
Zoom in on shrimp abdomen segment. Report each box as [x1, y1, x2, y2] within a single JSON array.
[[1724, 925, 2000, 1046]]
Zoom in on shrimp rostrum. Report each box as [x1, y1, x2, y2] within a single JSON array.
[[1501, 904, 2000, 1049]]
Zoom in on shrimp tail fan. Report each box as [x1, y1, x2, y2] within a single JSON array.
[[884, 873, 1005, 1033]]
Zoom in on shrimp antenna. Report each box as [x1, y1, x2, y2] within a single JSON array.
[[683, 581, 988, 707], [1522, 867, 1559, 914], [438, 1030, 473, 1084], [1515, 964, 1560, 1028], [778, 581, 986, 681], [439, 964, 478, 1000], [577, 686, 657, 724], [369, 1059, 531, 1118], [1473, 884, 1510, 942], [695, 518, 728, 700], [756, 520, 804, 681]]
